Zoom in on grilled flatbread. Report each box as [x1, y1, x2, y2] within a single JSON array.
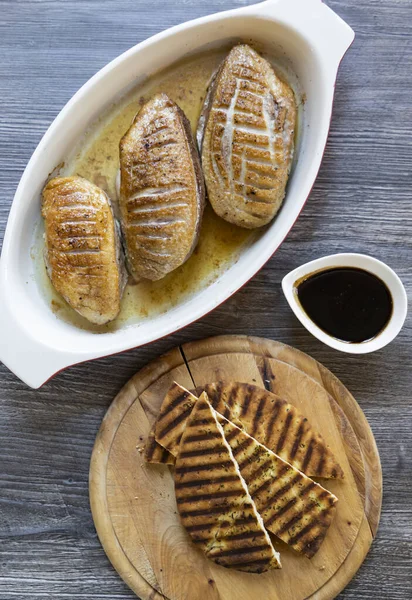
[[175, 393, 281, 573], [152, 382, 242, 461], [203, 382, 344, 479], [152, 382, 197, 458], [200, 44, 296, 229], [218, 415, 338, 558], [42, 176, 126, 324], [153, 382, 343, 479], [144, 426, 175, 465], [119, 93, 205, 281]]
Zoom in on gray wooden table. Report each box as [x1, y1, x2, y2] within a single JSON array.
[[1, 1, 411, 598]]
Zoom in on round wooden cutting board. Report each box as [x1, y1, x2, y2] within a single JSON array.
[[89, 335, 382, 600]]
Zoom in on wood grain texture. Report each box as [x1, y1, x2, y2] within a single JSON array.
[[90, 337, 378, 600], [0, 1, 411, 599], [183, 335, 383, 536]]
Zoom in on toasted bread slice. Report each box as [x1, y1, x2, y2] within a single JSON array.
[[203, 382, 343, 479], [175, 393, 281, 573], [153, 382, 343, 479], [152, 382, 197, 458], [144, 426, 175, 465], [217, 415, 338, 558], [152, 381, 242, 461]]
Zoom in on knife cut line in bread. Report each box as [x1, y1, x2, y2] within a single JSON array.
[[216, 414, 338, 558], [149, 381, 343, 480], [174, 392, 281, 573], [152, 382, 198, 456]]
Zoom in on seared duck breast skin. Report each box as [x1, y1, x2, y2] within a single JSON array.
[[200, 45, 297, 229], [42, 176, 126, 325], [119, 93, 205, 281]]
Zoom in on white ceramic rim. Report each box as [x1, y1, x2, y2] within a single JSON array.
[[282, 253, 408, 354]]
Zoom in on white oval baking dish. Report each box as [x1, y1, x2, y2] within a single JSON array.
[[0, 0, 354, 388]]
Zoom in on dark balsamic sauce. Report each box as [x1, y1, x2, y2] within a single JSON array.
[[296, 267, 393, 343]]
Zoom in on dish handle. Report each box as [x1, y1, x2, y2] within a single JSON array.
[[0, 294, 72, 389], [255, 0, 355, 67]]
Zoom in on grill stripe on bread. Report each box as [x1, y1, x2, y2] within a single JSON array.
[[150, 381, 343, 480], [174, 393, 281, 573], [217, 415, 338, 558]]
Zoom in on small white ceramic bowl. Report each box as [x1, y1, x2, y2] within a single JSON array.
[[282, 253, 408, 354]]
